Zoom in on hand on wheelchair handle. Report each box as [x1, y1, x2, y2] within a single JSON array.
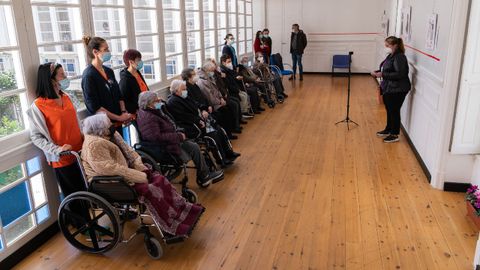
[[60, 144, 72, 152]]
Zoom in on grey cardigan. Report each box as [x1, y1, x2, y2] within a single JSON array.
[[26, 100, 82, 163]]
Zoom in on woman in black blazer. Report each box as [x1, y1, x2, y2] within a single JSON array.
[[372, 36, 411, 143], [119, 49, 149, 115]]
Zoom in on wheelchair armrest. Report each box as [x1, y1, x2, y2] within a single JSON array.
[[91, 175, 125, 183], [89, 175, 138, 203]]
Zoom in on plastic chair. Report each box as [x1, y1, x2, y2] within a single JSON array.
[[270, 53, 294, 78], [332, 55, 351, 76]]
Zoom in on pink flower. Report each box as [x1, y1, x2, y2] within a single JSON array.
[[475, 201, 480, 209]]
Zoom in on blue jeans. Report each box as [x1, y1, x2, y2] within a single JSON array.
[[292, 53, 303, 76]]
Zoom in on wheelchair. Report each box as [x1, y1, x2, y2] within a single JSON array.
[[57, 151, 188, 259], [255, 67, 284, 108]]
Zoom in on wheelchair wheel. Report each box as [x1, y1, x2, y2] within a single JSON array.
[[137, 151, 162, 172], [58, 191, 121, 254], [144, 236, 163, 259], [277, 95, 285, 103], [268, 101, 275, 108], [203, 151, 219, 172], [182, 188, 198, 203]]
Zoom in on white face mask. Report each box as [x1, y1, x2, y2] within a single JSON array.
[[385, 47, 393, 54], [225, 63, 233, 70], [192, 75, 199, 84], [258, 57, 264, 63], [180, 90, 188, 99]]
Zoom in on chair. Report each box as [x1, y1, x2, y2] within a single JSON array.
[[270, 53, 294, 78], [332, 55, 351, 76]]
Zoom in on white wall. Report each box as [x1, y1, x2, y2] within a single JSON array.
[[253, 0, 266, 34], [379, 0, 472, 188], [265, 0, 384, 72]]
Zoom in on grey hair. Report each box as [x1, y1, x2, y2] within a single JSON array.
[[169, 79, 186, 95], [202, 60, 216, 71], [82, 113, 111, 136], [138, 91, 158, 110]]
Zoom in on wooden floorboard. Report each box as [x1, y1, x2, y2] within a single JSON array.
[[13, 75, 478, 270]]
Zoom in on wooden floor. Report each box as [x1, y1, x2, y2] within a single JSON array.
[[15, 75, 478, 270]]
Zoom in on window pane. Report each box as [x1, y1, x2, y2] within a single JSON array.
[[185, 11, 200, 31], [246, 39, 252, 54], [133, 9, 157, 34], [246, 28, 253, 41], [238, 28, 245, 41], [0, 164, 24, 189], [92, 0, 124, 5], [246, 1, 252, 15], [31, 0, 79, 3], [228, 14, 236, 28], [141, 59, 161, 85], [187, 31, 201, 51], [238, 14, 245, 28], [4, 214, 35, 245], [35, 204, 50, 224], [204, 30, 216, 48], [217, 13, 227, 28], [164, 33, 183, 55], [204, 12, 215, 30], [0, 94, 27, 139], [30, 174, 46, 208], [26, 157, 41, 176], [218, 29, 227, 46], [0, 51, 25, 90], [65, 77, 85, 110], [133, 0, 155, 7], [0, 5, 17, 47], [246, 15, 252, 27], [31, 6, 83, 44], [203, 0, 214, 11], [136, 35, 160, 59], [163, 10, 181, 32], [238, 40, 245, 55], [92, 7, 126, 37], [228, 0, 236, 12], [166, 55, 183, 79], [188, 51, 202, 69], [205, 47, 216, 59], [0, 181, 32, 227], [38, 43, 86, 77], [162, 0, 179, 9], [103, 38, 128, 67], [238, 0, 245, 13], [185, 0, 200, 10], [217, 0, 226, 12]]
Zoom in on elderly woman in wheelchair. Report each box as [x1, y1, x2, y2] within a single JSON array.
[[135, 91, 224, 188], [57, 113, 205, 258]]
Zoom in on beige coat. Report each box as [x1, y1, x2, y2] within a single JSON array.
[[81, 133, 148, 184]]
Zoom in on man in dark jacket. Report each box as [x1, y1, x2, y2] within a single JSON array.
[[136, 91, 224, 187], [290, 23, 308, 81], [166, 80, 240, 167]]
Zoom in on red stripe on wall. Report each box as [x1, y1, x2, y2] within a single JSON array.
[[404, 45, 441, 62]]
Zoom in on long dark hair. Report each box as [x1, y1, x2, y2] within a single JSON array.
[[224, 33, 234, 45], [36, 62, 62, 99], [385, 36, 405, 54], [255, 31, 262, 39]]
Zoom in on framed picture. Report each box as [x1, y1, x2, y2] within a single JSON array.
[[425, 13, 438, 50], [381, 11, 389, 36], [400, 6, 412, 42]]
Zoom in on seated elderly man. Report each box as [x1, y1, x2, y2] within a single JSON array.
[[252, 52, 288, 99], [166, 80, 240, 167], [81, 113, 204, 237], [238, 56, 268, 112], [136, 91, 224, 187]]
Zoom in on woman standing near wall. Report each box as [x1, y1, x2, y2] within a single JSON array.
[[372, 36, 411, 143]]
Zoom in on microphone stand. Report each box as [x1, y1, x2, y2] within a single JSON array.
[[335, 51, 359, 130]]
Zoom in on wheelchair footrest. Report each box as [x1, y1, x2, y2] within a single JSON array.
[[164, 234, 185, 245]]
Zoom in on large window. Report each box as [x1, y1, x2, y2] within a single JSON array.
[[186, 0, 202, 69], [163, 0, 183, 79]]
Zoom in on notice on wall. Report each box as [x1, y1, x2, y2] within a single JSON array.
[[425, 13, 439, 50], [400, 6, 412, 42]]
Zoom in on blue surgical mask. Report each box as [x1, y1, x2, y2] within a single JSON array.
[[154, 102, 163, 110], [181, 90, 188, 99], [136, 60, 144, 71], [58, 78, 70, 90], [208, 71, 215, 77], [101, 52, 112, 62]]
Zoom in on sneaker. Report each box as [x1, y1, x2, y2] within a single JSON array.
[[383, 135, 399, 143], [376, 129, 390, 137], [242, 113, 254, 119], [282, 93, 289, 98], [205, 170, 224, 184]]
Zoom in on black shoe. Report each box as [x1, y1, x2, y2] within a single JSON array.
[[240, 120, 248, 124], [283, 93, 288, 98], [228, 134, 238, 140], [258, 107, 266, 111], [376, 129, 390, 137], [254, 110, 261, 114], [242, 113, 254, 119], [232, 128, 242, 134], [383, 135, 399, 143], [220, 158, 234, 168], [227, 152, 241, 161], [205, 170, 224, 184]]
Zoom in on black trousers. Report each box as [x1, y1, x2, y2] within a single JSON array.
[[227, 97, 242, 129], [212, 106, 235, 136], [206, 130, 233, 163], [54, 162, 89, 227], [383, 92, 407, 135], [245, 86, 261, 111]]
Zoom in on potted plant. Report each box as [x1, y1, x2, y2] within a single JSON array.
[[465, 185, 480, 229]]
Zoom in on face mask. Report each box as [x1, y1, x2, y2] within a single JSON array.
[[229, 39, 235, 45], [58, 78, 70, 90], [226, 63, 233, 70], [385, 47, 393, 54], [154, 102, 163, 110], [259, 34, 264, 39], [208, 71, 215, 77], [264, 35, 269, 38], [101, 52, 112, 62], [181, 90, 188, 99], [136, 60, 144, 71], [192, 75, 199, 84], [258, 57, 264, 63]]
